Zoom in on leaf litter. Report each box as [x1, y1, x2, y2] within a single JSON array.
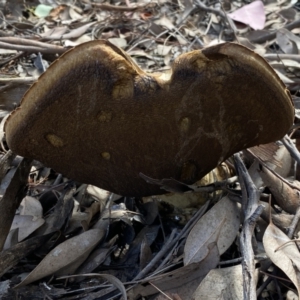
[[0, 0, 299, 299]]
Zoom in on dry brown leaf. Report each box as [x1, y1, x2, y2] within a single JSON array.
[[41, 26, 69, 38], [14, 229, 105, 288], [260, 165, 300, 214], [263, 222, 300, 295], [64, 34, 92, 47], [247, 142, 293, 189], [279, 28, 300, 50], [10, 215, 44, 242], [237, 37, 267, 56], [108, 37, 127, 49], [19, 196, 43, 219], [130, 242, 219, 298], [140, 238, 152, 269], [0, 233, 52, 277], [0, 158, 32, 251], [74, 247, 111, 278], [192, 264, 258, 300], [281, 59, 300, 69], [277, 30, 298, 54], [184, 196, 240, 265], [275, 69, 295, 84], [155, 15, 175, 30], [0, 151, 15, 180], [65, 200, 100, 234], [3, 228, 18, 250], [68, 6, 83, 21], [43, 22, 96, 41]]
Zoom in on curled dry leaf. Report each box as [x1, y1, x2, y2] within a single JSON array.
[[14, 229, 105, 288], [65, 200, 100, 234], [263, 222, 300, 295], [184, 196, 240, 265], [259, 165, 300, 214]]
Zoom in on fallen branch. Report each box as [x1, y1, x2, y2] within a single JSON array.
[[87, 1, 157, 12], [0, 37, 67, 55], [234, 153, 262, 300]]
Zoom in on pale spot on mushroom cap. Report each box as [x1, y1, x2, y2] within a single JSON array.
[[179, 117, 191, 134], [97, 111, 112, 123], [45, 133, 64, 148], [101, 152, 111, 160], [117, 63, 127, 70], [195, 53, 210, 69], [113, 79, 133, 99]]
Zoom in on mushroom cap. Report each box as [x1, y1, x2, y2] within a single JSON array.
[[5, 41, 294, 196]]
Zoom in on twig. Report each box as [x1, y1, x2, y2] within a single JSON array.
[[133, 228, 178, 281], [0, 52, 25, 68], [0, 150, 16, 180], [194, 0, 237, 33], [149, 282, 173, 300], [0, 157, 32, 251], [192, 176, 238, 193], [281, 135, 300, 165], [87, 2, 157, 12], [218, 253, 268, 266], [133, 200, 210, 281], [152, 200, 211, 274], [194, 0, 226, 19], [0, 77, 36, 84], [256, 268, 278, 297], [234, 153, 262, 300], [0, 37, 66, 55], [287, 206, 300, 238], [264, 53, 300, 62]]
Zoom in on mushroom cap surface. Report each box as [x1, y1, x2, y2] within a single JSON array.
[[5, 41, 294, 196]]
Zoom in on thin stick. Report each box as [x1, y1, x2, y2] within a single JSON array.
[[234, 153, 261, 300]]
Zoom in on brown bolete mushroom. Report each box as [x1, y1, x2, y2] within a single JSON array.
[[5, 40, 294, 196]]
